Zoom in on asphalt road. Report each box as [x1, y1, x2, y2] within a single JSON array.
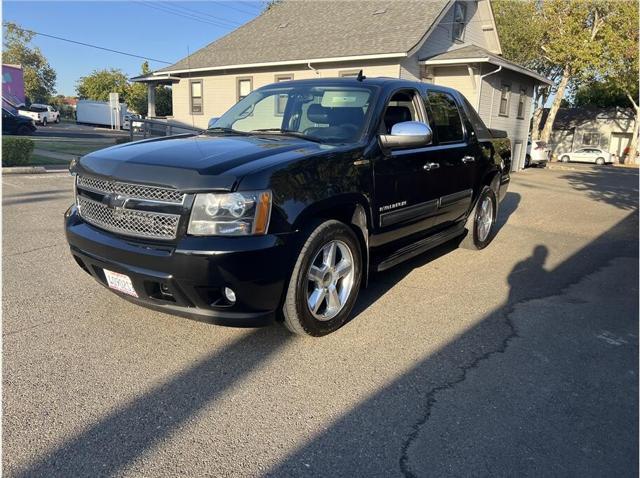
[[32, 122, 129, 139], [3, 164, 638, 477]]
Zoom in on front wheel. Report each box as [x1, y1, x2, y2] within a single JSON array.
[[460, 186, 498, 250], [561, 155, 570, 163], [282, 220, 362, 337], [55, 116, 60, 123], [595, 157, 605, 165], [42, 117, 47, 127]]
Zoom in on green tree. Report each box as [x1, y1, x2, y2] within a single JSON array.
[[76, 68, 129, 102], [127, 61, 150, 114], [155, 85, 172, 117], [538, 1, 630, 144], [2, 22, 57, 103], [572, 82, 635, 108]]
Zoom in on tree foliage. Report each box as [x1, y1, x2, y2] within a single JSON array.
[[2, 22, 57, 103], [76, 68, 129, 102], [126, 62, 172, 116]]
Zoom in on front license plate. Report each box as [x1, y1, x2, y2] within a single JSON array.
[[104, 269, 138, 298]]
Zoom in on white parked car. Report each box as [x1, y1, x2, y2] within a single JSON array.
[[17, 104, 60, 126], [525, 139, 551, 167], [123, 113, 143, 131], [558, 148, 613, 165]]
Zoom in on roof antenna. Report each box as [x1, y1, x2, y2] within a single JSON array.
[[356, 69, 366, 82]]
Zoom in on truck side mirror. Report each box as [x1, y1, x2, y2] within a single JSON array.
[[379, 121, 433, 150], [207, 117, 220, 129]]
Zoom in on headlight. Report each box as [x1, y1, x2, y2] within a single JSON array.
[[187, 190, 272, 236]]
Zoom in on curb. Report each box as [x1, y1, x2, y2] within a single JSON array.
[[2, 166, 49, 175]]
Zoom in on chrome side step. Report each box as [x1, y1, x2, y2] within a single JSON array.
[[374, 223, 466, 272]]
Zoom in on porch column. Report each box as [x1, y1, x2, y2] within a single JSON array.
[[147, 83, 156, 118]]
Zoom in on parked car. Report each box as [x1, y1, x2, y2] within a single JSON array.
[[525, 139, 551, 167], [122, 113, 143, 132], [65, 78, 512, 337], [17, 104, 60, 126], [558, 148, 612, 165], [2, 108, 37, 135]]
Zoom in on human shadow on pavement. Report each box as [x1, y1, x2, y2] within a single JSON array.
[[266, 212, 638, 477]]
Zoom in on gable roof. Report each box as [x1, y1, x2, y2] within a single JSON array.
[[420, 45, 553, 84], [157, 0, 450, 74], [539, 107, 636, 130]]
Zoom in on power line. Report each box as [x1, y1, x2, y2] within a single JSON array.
[[211, 1, 263, 16], [9, 26, 172, 64], [136, 2, 241, 29], [167, 3, 249, 25], [149, 1, 242, 27]]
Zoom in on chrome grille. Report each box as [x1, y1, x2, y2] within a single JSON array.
[[77, 196, 180, 240], [77, 175, 184, 204]]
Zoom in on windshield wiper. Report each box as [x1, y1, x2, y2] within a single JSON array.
[[248, 128, 323, 143]]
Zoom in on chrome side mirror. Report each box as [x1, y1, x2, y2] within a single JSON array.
[[207, 117, 220, 129], [379, 121, 433, 150]]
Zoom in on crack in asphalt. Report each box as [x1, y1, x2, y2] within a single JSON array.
[[398, 254, 632, 478], [5, 243, 64, 257]]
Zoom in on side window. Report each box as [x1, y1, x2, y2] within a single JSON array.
[[460, 96, 490, 139], [427, 91, 464, 143], [381, 89, 424, 134], [452, 2, 467, 41], [517, 88, 526, 119], [190, 80, 203, 114], [499, 84, 511, 117]]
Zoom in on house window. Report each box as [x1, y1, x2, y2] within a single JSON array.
[[517, 88, 526, 119], [237, 77, 252, 102], [583, 132, 600, 146], [339, 70, 360, 78], [274, 74, 292, 115], [452, 2, 467, 42], [499, 84, 511, 117], [190, 80, 203, 114]]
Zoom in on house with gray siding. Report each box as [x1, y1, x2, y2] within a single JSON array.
[[539, 107, 637, 161], [135, 0, 550, 171]]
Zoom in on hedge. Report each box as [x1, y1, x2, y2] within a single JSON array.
[[3, 137, 34, 167]]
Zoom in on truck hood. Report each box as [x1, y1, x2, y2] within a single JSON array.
[[75, 133, 336, 192]]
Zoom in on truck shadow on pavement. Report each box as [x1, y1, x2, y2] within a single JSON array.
[[15, 202, 638, 477]]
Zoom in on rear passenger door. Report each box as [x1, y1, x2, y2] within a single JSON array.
[[422, 90, 477, 227]]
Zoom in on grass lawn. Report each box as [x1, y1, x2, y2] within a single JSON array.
[[15, 136, 115, 157], [28, 154, 71, 166]]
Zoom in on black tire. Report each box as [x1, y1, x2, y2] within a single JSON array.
[[460, 186, 498, 250], [16, 125, 32, 136], [42, 117, 47, 127], [595, 157, 605, 165], [561, 155, 570, 163], [282, 220, 362, 337], [55, 116, 60, 123], [524, 155, 531, 168]]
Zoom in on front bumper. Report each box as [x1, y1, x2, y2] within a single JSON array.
[[65, 205, 299, 326]]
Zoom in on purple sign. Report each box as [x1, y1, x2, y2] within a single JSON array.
[[2, 64, 26, 112]]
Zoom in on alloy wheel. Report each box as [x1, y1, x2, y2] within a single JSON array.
[[477, 196, 494, 243], [306, 240, 355, 321]]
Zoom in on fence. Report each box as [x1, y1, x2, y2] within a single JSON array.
[[128, 118, 202, 141]]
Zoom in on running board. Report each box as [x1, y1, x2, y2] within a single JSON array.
[[374, 224, 466, 272]]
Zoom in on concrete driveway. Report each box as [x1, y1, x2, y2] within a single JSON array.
[[3, 164, 638, 477]]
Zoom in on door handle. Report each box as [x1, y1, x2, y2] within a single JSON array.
[[423, 162, 440, 171], [462, 156, 476, 164]]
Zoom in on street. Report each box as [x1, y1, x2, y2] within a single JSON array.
[[2, 164, 638, 477]]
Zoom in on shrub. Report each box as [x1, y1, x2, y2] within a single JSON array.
[[2, 137, 34, 167]]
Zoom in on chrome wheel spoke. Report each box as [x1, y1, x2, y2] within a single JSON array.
[[326, 285, 341, 311], [308, 287, 326, 314], [307, 265, 325, 285], [334, 259, 352, 278], [322, 242, 337, 268]]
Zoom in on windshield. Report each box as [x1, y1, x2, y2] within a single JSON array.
[[212, 84, 377, 144]]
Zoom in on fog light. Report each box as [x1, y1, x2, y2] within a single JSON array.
[[223, 287, 236, 304]]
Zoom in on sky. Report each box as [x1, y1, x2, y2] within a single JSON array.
[[3, 0, 264, 96]]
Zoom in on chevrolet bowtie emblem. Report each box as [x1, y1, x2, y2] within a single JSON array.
[[103, 193, 127, 209]]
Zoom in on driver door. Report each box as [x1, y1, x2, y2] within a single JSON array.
[[372, 88, 441, 244]]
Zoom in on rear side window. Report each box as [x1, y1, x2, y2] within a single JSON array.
[[460, 96, 490, 139], [427, 91, 464, 143]]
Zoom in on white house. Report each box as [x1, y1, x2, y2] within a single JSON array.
[[134, 0, 551, 171]]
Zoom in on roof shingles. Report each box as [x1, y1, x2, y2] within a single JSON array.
[[159, 0, 449, 72]]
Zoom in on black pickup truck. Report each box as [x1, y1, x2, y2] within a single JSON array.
[[65, 77, 511, 337]]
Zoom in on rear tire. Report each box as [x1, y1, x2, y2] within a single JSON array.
[[561, 155, 570, 163], [55, 116, 60, 123], [42, 118, 47, 127], [460, 186, 498, 250], [282, 220, 362, 337], [16, 125, 32, 136]]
